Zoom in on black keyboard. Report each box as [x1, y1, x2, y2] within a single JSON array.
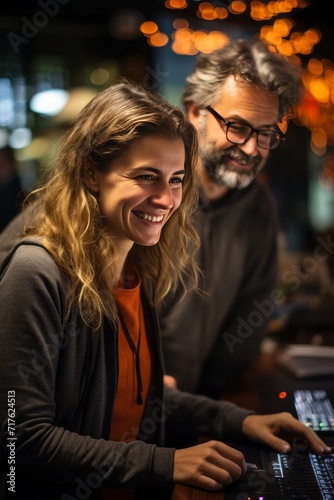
[[268, 450, 334, 499], [294, 390, 334, 432]]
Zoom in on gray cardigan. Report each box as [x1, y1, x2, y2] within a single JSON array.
[[0, 239, 253, 500]]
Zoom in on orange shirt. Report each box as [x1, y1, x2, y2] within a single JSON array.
[[111, 273, 152, 441], [100, 270, 152, 500]]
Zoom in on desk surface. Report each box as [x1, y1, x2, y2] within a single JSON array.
[[171, 343, 334, 500]]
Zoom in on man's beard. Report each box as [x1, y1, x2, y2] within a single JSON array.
[[199, 141, 266, 190]]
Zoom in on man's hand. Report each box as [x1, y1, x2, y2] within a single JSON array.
[[242, 412, 332, 454]]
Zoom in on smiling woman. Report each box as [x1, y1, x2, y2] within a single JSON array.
[[22, 80, 200, 328]]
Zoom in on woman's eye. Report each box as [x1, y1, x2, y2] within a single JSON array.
[[136, 175, 155, 181], [170, 177, 184, 184]]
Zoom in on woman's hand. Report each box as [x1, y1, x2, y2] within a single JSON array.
[[173, 440, 247, 491], [242, 412, 332, 455]]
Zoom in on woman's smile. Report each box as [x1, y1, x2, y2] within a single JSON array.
[[132, 211, 165, 223]]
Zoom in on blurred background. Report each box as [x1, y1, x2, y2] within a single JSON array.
[[1, 0, 334, 339]]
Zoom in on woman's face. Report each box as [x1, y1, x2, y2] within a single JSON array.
[[88, 135, 186, 252]]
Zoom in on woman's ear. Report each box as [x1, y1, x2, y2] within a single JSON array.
[[83, 161, 99, 194]]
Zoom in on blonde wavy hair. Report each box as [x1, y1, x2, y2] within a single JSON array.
[[24, 80, 200, 329]]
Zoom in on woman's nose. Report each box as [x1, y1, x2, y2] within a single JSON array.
[[150, 183, 174, 209]]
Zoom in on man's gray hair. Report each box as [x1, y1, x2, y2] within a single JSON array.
[[182, 37, 304, 120]]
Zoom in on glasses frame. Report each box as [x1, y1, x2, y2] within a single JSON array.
[[206, 105, 285, 150]]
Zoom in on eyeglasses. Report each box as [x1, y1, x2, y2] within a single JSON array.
[[206, 106, 285, 150]]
